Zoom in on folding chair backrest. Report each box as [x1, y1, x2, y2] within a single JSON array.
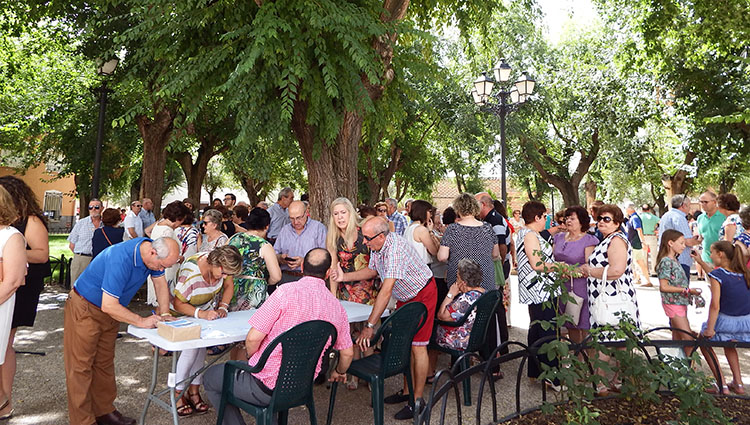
[[464, 290, 501, 353], [269, 320, 338, 412], [378, 302, 427, 377]]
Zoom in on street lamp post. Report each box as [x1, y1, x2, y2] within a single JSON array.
[[90, 58, 118, 199], [471, 59, 535, 206]]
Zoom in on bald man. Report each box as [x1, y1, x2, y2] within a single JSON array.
[[64, 237, 180, 425], [274, 200, 327, 284]]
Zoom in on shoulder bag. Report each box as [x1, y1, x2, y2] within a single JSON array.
[[590, 265, 637, 326]]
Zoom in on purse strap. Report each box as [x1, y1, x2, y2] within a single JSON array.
[[600, 265, 625, 296]]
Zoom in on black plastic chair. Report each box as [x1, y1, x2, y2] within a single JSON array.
[[428, 290, 501, 406], [326, 302, 427, 425], [216, 320, 337, 425]]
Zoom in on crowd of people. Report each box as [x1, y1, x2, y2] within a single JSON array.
[[1, 180, 750, 423]]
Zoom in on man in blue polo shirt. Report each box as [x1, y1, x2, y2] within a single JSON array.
[[63, 237, 179, 425]]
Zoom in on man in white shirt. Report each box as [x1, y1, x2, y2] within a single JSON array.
[[67, 198, 104, 283], [123, 201, 144, 241]]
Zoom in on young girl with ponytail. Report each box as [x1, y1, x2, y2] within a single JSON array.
[[692, 241, 750, 395]]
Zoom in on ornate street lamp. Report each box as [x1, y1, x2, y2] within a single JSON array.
[[91, 58, 118, 199], [472, 58, 535, 206]]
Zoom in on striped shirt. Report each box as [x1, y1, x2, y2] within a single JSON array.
[[388, 212, 408, 236], [248, 276, 352, 389], [368, 232, 432, 301], [172, 253, 222, 308]]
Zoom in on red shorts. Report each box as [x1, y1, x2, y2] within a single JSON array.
[[396, 277, 437, 346]]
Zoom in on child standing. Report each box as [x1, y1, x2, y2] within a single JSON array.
[[657, 230, 702, 356], [692, 241, 750, 395]]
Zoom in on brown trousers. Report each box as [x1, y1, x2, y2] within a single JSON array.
[[64, 290, 119, 425]]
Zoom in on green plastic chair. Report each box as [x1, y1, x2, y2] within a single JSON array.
[[326, 302, 427, 425], [428, 290, 501, 406], [215, 320, 337, 425]]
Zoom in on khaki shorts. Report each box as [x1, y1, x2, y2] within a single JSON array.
[[632, 248, 646, 262]]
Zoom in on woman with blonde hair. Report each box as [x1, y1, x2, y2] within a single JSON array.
[[0, 185, 27, 419], [326, 197, 378, 390]]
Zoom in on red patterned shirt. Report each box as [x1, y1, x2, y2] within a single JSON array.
[[247, 276, 352, 389], [368, 232, 433, 301]]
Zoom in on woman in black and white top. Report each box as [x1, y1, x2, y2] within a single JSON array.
[[515, 201, 562, 386]]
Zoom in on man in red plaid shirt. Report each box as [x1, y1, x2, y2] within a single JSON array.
[[333, 217, 437, 420]]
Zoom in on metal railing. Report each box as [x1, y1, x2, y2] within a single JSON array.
[[414, 328, 750, 425]]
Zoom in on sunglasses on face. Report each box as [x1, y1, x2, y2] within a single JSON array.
[[88, 205, 101, 210], [377, 208, 387, 213], [596, 216, 614, 223], [363, 231, 384, 242]]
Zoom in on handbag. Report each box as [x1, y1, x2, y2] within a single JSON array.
[[564, 276, 584, 326], [494, 259, 506, 288], [590, 265, 638, 326]]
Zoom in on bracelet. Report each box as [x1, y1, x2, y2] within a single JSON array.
[[160, 313, 171, 317], [219, 302, 229, 307], [218, 306, 229, 313], [335, 367, 347, 375], [194, 308, 201, 319]]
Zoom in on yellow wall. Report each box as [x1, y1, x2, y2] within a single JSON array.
[[0, 165, 77, 218]]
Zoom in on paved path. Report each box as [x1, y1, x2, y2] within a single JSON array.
[[5, 275, 748, 424]]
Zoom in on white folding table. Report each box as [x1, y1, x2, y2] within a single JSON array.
[[127, 300, 385, 425]]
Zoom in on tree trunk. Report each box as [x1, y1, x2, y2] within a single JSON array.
[[136, 106, 176, 215], [293, 102, 360, 223], [173, 134, 228, 205], [584, 179, 597, 207], [240, 177, 269, 207], [661, 151, 696, 200], [75, 175, 91, 218]]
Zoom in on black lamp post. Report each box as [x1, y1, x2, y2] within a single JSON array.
[[471, 58, 535, 206], [90, 58, 118, 199]]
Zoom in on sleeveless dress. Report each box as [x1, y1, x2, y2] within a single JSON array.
[[587, 231, 640, 329], [701, 268, 750, 342], [0, 226, 25, 364], [553, 232, 599, 329], [336, 228, 378, 305], [403, 222, 432, 265], [228, 232, 271, 311], [13, 217, 51, 328]]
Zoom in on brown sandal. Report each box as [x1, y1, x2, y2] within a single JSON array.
[[188, 390, 210, 414], [175, 391, 193, 417], [727, 381, 745, 395]]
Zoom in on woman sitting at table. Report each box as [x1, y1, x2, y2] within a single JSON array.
[[435, 258, 486, 350], [171, 245, 242, 416]]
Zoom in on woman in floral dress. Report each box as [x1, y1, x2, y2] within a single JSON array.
[[327, 197, 378, 389]]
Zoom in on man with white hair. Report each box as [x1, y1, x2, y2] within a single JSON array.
[[267, 187, 294, 243], [658, 194, 702, 280], [385, 198, 408, 236], [63, 237, 180, 425]]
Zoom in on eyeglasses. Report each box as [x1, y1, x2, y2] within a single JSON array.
[[363, 231, 384, 242], [224, 198, 232, 201], [133, 204, 142, 208], [88, 205, 101, 210], [220, 267, 229, 277], [376, 208, 387, 213], [596, 216, 614, 223], [289, 215, 305, 222]]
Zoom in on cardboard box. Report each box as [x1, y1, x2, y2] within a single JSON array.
[[157, 319, 201, 342]]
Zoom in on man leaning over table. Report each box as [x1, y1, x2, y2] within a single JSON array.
[[63, 237, 180, 425], [203, 248, 354, 425], [332, 216, 437, 420]]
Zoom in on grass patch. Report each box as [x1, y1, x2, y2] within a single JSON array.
[[49, 234, 71, 259]]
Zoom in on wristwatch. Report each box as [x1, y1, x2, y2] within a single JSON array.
[[446, 293, 454, 299], [366, 322, 375, 329]]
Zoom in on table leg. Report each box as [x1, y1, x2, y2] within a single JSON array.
[[140, 347, 160, 425], [170, 352, 179, 425]]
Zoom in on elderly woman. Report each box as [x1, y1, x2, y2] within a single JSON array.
[[718, 193, 743, 242], [199, 209, 228, 252], [435, 259, 486, 350], [438, 194, 500, 370], [584, 204, 640, 395], [92, 208, 125, 257], [515, 201, 562, 386], [374, 201, 396, 233], [0, 185, 27, 419], [554, 206, 599, 343], [171, 245, 242, 416], [0, 177, 42, 420], [326, 197, 379, 390], [146, 201, 192, 305]]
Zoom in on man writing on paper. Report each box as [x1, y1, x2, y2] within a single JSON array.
[[203, 248, 354, 425], [63, 237, 180, 425]]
